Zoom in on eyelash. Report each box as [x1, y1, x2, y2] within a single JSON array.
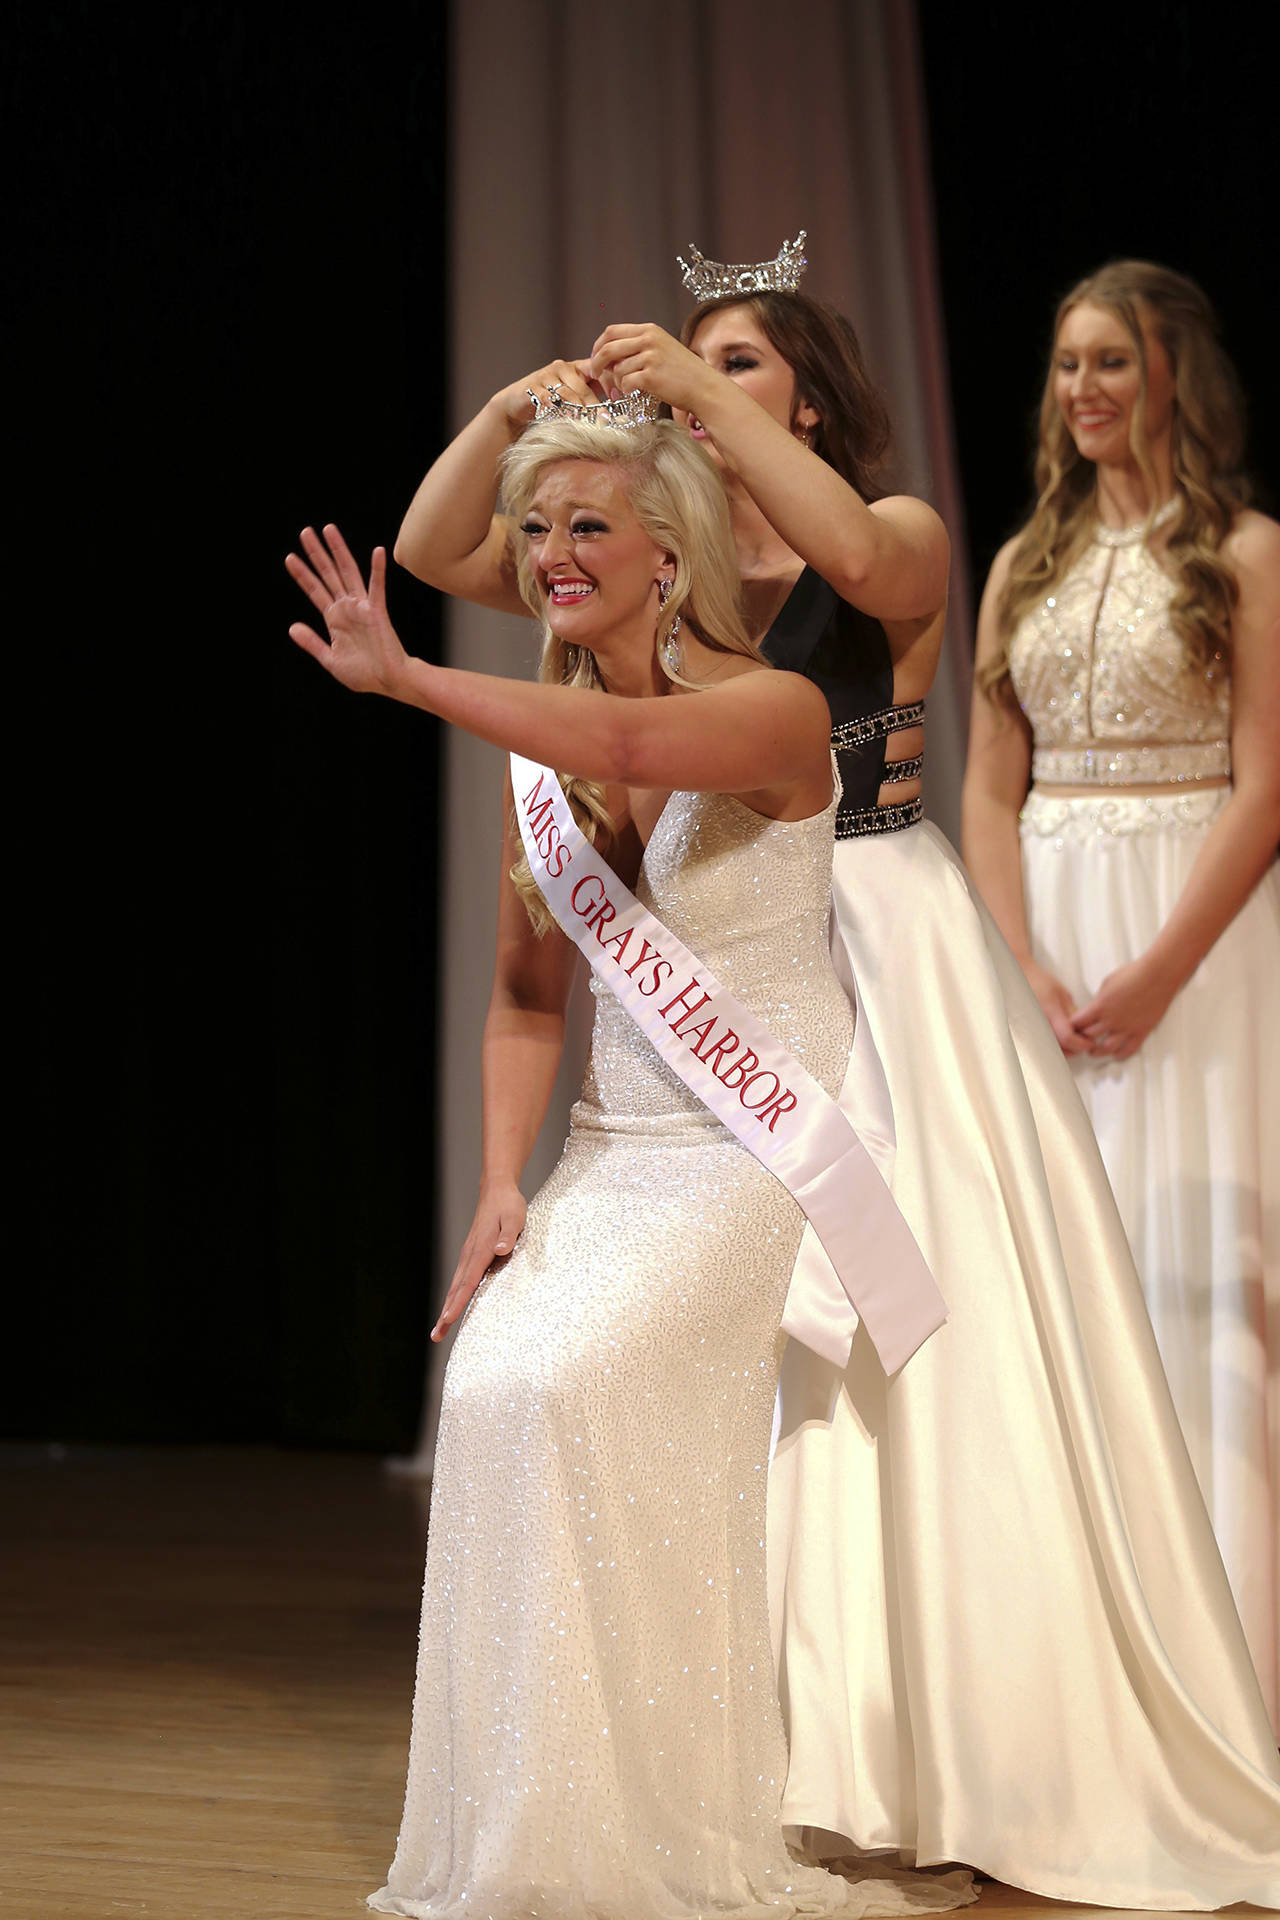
[[724, 355, 757, 372], [519, 519, 608, 538]]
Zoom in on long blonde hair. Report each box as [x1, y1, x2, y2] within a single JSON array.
[[499, 418, 757, 933], [983, 260, 1249, 705]]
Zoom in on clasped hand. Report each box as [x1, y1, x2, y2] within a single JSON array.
[[1028, 952, 1179, 1060], [1067, 956, 1179, 1061], [286, 525, 406, 696]]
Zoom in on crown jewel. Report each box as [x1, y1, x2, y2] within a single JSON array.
[[526, 384, 662, 430], [676, 231, 807, 303]]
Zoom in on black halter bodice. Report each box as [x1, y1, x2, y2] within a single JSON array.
[[759, 567, 924, 837]]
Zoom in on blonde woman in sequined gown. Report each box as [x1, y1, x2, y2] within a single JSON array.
[[288, 419, 976, 1920], [964, 261, 1280, 1734]]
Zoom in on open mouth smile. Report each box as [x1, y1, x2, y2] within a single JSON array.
[[547, 580, 595, 606]]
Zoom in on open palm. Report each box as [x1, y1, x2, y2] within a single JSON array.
[[285, 523, 406, 696]]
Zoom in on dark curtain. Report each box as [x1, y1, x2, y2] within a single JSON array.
[[919, 0, 1279, 582], [11, 2, 446, 1450]]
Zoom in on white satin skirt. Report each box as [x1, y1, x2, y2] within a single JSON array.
[[1021, 785, 1279, 1731], [769, 821, 1280, 1911]]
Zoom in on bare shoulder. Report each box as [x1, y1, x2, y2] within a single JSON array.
[[706, 659, 830, 730], [1223, 507, 1280, 581], [715, 657, 826, 702], [984, 530, 1025, 595]]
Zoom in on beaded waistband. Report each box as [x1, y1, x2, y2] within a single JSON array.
[[836, 796, 924, 840], [830, 698, 926, 751], [832, 700, 926, 838], [1031, 740, 1230, 787]]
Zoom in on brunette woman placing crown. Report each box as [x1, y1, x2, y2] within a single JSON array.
[[392, 237, 1280, 1909], [289, 412, 974, 1919], [963, 260, 1280, 1734]]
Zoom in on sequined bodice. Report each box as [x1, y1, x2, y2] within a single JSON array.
[[576, 786, 851, 1123], [1008, 525, 1231, 786]]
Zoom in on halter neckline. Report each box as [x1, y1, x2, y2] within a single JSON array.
[[1092, 495, 1180, 548]]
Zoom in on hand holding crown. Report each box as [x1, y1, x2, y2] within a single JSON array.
[[491, 356, 604, 434], [286, 525, 407, 698], [589, 323, 715, 419]]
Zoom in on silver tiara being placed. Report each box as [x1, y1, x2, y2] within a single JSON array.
[[526, 384, 663, 430], [676, 231, 808, 302]]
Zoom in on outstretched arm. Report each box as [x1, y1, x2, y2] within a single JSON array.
[[287, 527, 833, 804], [394, 357, 601, 614], [433, 775, 578, 1339], [1068, 511, 1280, 1058], [590, 322, 948, 624]]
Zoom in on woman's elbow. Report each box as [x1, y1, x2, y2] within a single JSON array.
[[393, 531, 436, 585]]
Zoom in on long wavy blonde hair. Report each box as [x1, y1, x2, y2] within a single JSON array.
[[983, 260, 1250, 705], [499, 417, 757, 933]]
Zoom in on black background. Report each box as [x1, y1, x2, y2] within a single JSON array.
[[920, 1, 1278, 571], [10, 2, 1275, 1452], [12, 3, 446, 1451]]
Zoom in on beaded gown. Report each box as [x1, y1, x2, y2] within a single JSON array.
[[370, 782, 975, 1920], [1010, 518, 1279, 1732], [762, 570, 1280, 1911]]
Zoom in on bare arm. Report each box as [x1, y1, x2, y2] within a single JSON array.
[[960, 541, 1090, 1053], [591, 323, 948, 624], [393, 358, 602, 615], [1070, 511, 1280, 1057], [287, 531, 834, 813], [433, 775, 579, 1339]]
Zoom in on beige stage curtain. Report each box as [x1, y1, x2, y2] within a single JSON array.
[[399, 0, 971, 1471]]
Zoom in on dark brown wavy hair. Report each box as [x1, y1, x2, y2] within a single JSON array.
[[680, 291, 891, 503], [983, 260, 1250, 705]]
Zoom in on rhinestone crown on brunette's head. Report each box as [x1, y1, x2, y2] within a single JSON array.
[[676, 231, 808, 302]]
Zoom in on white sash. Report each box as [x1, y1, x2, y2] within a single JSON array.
[[510, 755, 946, 1375]]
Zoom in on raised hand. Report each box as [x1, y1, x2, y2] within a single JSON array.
[[589, 322, 713, 416], [285, 525, 405, 696], [432, 1183, 528, 1341], [1069, 955, 1180, 1060]]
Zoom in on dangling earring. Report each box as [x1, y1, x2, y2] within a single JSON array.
[[657, 578, 683, 676]]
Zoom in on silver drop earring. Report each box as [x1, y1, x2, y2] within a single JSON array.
[[657, 579, 683, 676]]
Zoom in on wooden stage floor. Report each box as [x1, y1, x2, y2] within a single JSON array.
[[0, 1444, 1266, 1920]]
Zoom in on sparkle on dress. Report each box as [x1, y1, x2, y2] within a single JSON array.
[[369, 789, 972, 1919], [1008, 517, 1231, 789]]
